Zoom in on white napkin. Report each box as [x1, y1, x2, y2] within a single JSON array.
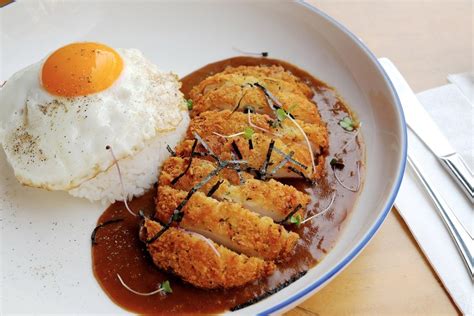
[[395, 73, 473, 315]]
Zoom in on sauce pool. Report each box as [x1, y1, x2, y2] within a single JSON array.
[[92, 57, 364, 314]]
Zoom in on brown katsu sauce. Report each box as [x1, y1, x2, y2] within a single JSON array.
[[92, 57, 364, 314]]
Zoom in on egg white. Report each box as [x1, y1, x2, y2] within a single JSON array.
[[0, 48, 188, 191]]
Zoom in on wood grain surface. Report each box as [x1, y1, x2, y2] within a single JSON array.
[[286, 1, 472, 315]]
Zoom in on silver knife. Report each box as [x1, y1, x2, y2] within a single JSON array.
[[379, 58, 474, 203]]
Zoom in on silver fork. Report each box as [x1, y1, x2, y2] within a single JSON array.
[[407, 154, 473, 279]]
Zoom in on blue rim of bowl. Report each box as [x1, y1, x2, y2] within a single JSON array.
[[257, 2, 407, 315]]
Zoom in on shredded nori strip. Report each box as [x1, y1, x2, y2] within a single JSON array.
[[207, 180, 224, 197], [230, 270, 307, 311], [288, 166, 315, 185], [166, 145, 176, 156], [91, 218, 124, 245], [269, 150, 294, 176], [145, 224, 170, 244], [254, 82, 282, 110], [193, 132, 220, 163], [231, 151, 245, 184], [171, 139, 197, 185], [231, 89, 249, 114], [248, 138, 253, 150], [277, 204, 303, 224], [191, 151, 208, 157], [244, 166, 263, 179], [261, 52, 268, 57], [231, 141, 243, 160], [274, 147, 308, 170], [146, 163, 227, 244], [259, 139, 275, 180]]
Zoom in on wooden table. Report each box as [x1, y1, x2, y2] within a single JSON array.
[[286, 1, 472, 315]]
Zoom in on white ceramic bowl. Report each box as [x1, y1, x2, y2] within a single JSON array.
[[0, 1, 406, 314]]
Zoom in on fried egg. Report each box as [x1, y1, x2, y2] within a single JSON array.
[[0, 42, 189, 201]]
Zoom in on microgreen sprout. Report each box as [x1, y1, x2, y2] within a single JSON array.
[[301, 192, 336, 224], [276, 108, 287, 121], [186, 99, 193, 110], [106, 145, 137, 217], [117, 273, 172, 296], [243, 127, 254, 140], [290, 214, 302, 226], [339, 116, 355, 131]]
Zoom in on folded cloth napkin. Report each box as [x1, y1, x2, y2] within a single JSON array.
[[395, 73, 473, 315]]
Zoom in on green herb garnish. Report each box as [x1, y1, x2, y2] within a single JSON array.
[[276, 108, 287, 121], [160, 280, 173, 294], [290, 214, 302, 226], [243, 127, 254, 140], [330, 158, 345, 170], [186, 99, 193, 110], [339, 116, 355, 131]]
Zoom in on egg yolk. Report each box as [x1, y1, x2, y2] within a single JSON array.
[[41, 42, 123, 97]]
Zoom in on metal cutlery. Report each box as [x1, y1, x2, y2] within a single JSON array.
[[407, 154, 473, 279], [379, 58, 474, 203]]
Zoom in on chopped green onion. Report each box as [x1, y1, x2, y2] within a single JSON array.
[[243, 127, 254, 139], [339, 116, 354, 131], [160, 280, 172, 294], [186, 99, 193, 110]]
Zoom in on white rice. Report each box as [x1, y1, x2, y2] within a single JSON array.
[[68, 114, 190, 204]]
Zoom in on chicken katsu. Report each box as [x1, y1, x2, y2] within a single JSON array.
[[189, 65, 321, 124], [140, 219, 275, 289], [143, 64, 328, 288], [92, 56, 363, 314], [159, 156, 309, 222]]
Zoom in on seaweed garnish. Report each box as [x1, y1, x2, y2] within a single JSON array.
[[231, 89, 249, 114], [230, 270, 307, 311], [254, 84, 317, 175], [231, 151, 245, 184], [193, 132, 220, 163], [259, 139, 275, 180], [147, 134, 249, 244], [288, 166, 315, 185], [207, 180, 224, 197], [269, 150, 294, 177], [231, 141, 243, 160], [91, 218, 124, 245], [248, 138, 253, 150], [171, 139, 197, 185], [166, 145, 176, 156], [273, 147, 308, 170], [277, 204, 302, 225]]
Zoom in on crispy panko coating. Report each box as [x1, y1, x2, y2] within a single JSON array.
[[159, 156, 309, 222], [189, 110, 328, 155], [188, 65, 320, 123], [141, 219, 275, 289], [155, 186, 299, 261]]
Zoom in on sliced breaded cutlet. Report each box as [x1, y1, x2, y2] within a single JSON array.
[[190, 110, 328, 155], [188, 65, 321, 124], [175, 111, 327, 180], [159, 156, 309, 222], [155, 186, 299, 261], [141, 219, 275, 289]]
